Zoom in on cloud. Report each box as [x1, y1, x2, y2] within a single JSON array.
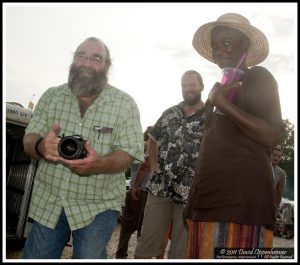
[[4, 3, 297, 128], [265, 53, 295, 74]]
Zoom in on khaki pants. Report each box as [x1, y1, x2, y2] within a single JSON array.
[[135, 193, 188, 259]]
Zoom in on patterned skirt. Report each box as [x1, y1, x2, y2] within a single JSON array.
[[186, 220, 273, 259]]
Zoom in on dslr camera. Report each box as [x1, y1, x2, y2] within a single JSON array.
[[58, 135, 87, 160]]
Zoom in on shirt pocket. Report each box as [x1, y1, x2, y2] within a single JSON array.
[[91, 127, 114, 155]]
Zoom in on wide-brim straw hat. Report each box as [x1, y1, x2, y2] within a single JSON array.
[[192, 13, 269, 67]]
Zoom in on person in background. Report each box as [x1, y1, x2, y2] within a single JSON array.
[[116, 127, 152, 259], [22, 37, 144, 259], [271, 146, 287, 219], [282, 203, 294, 239], [184, 13, 284, 258], [135, 70, 206, 259]]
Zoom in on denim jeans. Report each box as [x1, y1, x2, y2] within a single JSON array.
[[22, 208, 119, 259]]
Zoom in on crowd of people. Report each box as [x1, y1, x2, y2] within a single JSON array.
[[20, 12, 292, 260]]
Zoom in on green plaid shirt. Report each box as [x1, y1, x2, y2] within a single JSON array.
[[25, 83, 144, 231]]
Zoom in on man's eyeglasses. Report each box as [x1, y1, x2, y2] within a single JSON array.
[[74, 54, 104, 65]]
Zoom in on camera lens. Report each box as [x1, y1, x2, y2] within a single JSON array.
[[58, 135, 86, 160], [60, 138, 78, 157]]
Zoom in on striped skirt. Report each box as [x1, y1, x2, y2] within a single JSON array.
[[186, 220, 273, 259]]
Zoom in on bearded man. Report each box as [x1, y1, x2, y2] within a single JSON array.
[[134, 70, 206, 259], [22, 37, 144, 259], [271, 146, 287, 218]]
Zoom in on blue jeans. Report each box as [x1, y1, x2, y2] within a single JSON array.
[[22, 208, 119, 259]]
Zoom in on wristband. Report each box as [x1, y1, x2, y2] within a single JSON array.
[[35, 138, 44, 158]]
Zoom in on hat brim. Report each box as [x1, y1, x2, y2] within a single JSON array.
[[192, 21, 269, 67]]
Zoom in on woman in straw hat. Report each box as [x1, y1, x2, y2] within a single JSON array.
[[183, 13, 284, 258]]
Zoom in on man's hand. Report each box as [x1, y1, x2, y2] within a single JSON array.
[[131, 186, 141, 200], [23, 122, 61, 161], [40, 122, 61, 161], [60, 143, 133, 176], [60, 141, 100, 175]]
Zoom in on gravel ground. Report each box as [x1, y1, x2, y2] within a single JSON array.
[[6, 223, 294, 260]]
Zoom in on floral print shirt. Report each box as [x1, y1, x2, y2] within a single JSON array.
[[147, 102, 205, 206]]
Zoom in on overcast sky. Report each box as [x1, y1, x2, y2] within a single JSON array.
[[4, 3, 297, 130]]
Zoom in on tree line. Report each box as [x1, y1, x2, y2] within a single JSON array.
[[280, 119, 294, 200]]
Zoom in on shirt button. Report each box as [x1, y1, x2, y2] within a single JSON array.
[[79, 123, 82, 127]]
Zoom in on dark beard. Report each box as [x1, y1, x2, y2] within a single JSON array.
[[68, 63, 108, 96], [183, 93, 201, 106]]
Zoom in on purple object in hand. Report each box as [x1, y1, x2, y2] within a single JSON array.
[[214, 67, 244, 115]]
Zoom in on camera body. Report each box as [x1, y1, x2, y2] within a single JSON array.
[[58, 135, 87, 160]]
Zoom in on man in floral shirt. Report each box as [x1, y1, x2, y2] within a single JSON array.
[[134, 70, 205, 259]]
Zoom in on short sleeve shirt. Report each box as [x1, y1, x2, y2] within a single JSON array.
[[25, 83, 144, 230], [273, 165, 286, 188], [283, 207, 293, 225], [147, 102, 205, 206]]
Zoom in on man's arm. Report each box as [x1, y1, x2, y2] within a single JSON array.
[[23, 133, 44, 160], [96, 150, 134, 174], [275, 169, 287, 207], [275, 184, 284, 207], [131, 159, 150, 200], [148, 137, 159, 172], [133, 159, 150, 187]]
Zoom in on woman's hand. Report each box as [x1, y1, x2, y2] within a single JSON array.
[[208, 81, 242, 108]]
